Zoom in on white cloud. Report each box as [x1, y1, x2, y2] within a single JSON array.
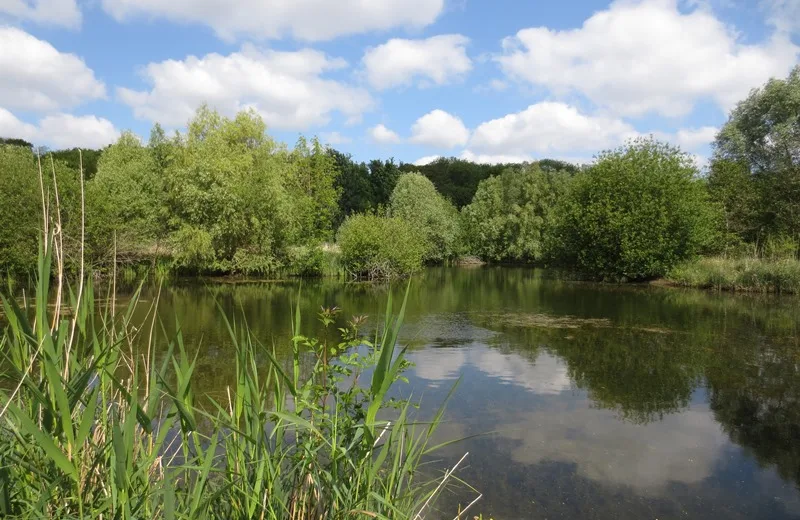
[[0, 107, 37, 138], [469, 102, 638, 156], [459, 150, 533, 164], [763, 0, 800, 33], [0, 0, 81, 28], [502, 404, 728, 491], [497, 0, 800, 117], [0, 27, 105, 112], [0, 108, 120, 149], [320, 131, 351, 146], [409, 109, 470, 148], [363, 34, 472, 90], [368, 123, 401, 144], [413, 154, 442, 166], [674, 126, 718, 149], [118, 45, 373, 130], [101, 0, 443, 41]]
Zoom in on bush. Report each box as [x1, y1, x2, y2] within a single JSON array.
[[462, 164, 568, 264], [389, 172, 462, 263], [337, 214, 425, 278], [551, 138, 719, 280]]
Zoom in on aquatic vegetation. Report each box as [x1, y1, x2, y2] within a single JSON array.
[[0, 241, 475, 518], [668, 256, 800, 293]]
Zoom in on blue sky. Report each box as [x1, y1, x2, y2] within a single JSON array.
[[1, 0, 798, 166]]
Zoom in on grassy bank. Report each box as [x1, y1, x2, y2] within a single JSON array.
[[0, 241, 476, 519], [666, 256, 800, 294]]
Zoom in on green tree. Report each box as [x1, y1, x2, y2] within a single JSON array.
[[369, 159, 400, 208], [462, 164, 567, 263], [389, 173, 461, 263], [337, 214, 425, 278], [552, 138, 719, 280], [87, 132, 164, 264], [401, 157, 511, 209], [328, 149, 374, 224], [287, 136, 340, 242], [165, 106, 295, 274], [0, 145, 39, 275], [706, 158, 761, 253], [713, 66, 800, 252]]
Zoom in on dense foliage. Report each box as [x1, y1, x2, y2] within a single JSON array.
[[711, 65, 800, 256], [389, 173, 462, 262], [550, 139, 719, 280], [2, 68, 798, 284], [462, 164, 568, 264], [400, 157, 512, 208], [337, 214, 425, 278]]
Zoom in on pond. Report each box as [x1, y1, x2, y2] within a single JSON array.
[[127, 267, 800, 519]]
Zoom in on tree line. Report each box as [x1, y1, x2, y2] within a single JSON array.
[[1, 67, 798, 281]]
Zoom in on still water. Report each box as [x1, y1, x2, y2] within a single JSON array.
[[129, 267, 800, 519]]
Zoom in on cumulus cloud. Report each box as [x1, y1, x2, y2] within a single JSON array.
[[320, 131, 351, 145], [409, 109, 470, 148], [118, 45, 373, 130], [368, 123, 401, 144], [0, 27, 105, 112], [469, 102, 638, 156], [413, 155, 443, 166], [497, 0, 799, 117], [501, 404, 728, 491], [0, 107, 120, 149], [673, 126, 719, 150], [458, 150, 533, 164], [0, 0, 81, 28], [762, 0, 800, 33], [363, 34, 472, 90], [101, 0, 443, 41]]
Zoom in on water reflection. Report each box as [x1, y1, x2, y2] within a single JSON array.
[[123, 267, 800, 519]]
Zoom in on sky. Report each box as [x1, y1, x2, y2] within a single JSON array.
[[1, 0, 799, 166]]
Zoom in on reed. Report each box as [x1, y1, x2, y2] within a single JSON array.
[[0, 239, 474, 519], [667, 256, 800, 294]]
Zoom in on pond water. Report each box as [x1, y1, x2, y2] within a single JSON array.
[[128, 267, 800, 519]]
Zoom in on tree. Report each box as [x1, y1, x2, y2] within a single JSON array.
[[713, 66, 800, 252], [706, 159, 761, 252], [164, 106, 295, 274], [552, 138, 719, 280], [401, 157, 511, 209], [87, 131, 164, 264], [462, 164, 567, 263], [287, 136, 340, 242], [0, 145, 39, 274], [328, 149, 374, 225], [389, 173, 461, 263], [368, 159, 400, 208], [337, 214, 425, 279]]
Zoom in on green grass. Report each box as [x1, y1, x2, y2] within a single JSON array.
[[667, 256, 800, 294], [0, 239, 474, 519]]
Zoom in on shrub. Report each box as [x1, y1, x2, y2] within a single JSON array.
[[551, 138, 720, 280], [337, 214, 425, 278], [462, 164, 568, 264], [389, 172, 462, 263]]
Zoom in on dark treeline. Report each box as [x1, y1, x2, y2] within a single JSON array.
[[1, 67, 798, 283]]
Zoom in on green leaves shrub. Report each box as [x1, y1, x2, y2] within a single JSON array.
[[337, 214, 425, 278], [551, 138, 719, 280]]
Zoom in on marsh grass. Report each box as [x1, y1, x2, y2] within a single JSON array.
[[667, 256, 800, 294], [0, 151, 477, 519]]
